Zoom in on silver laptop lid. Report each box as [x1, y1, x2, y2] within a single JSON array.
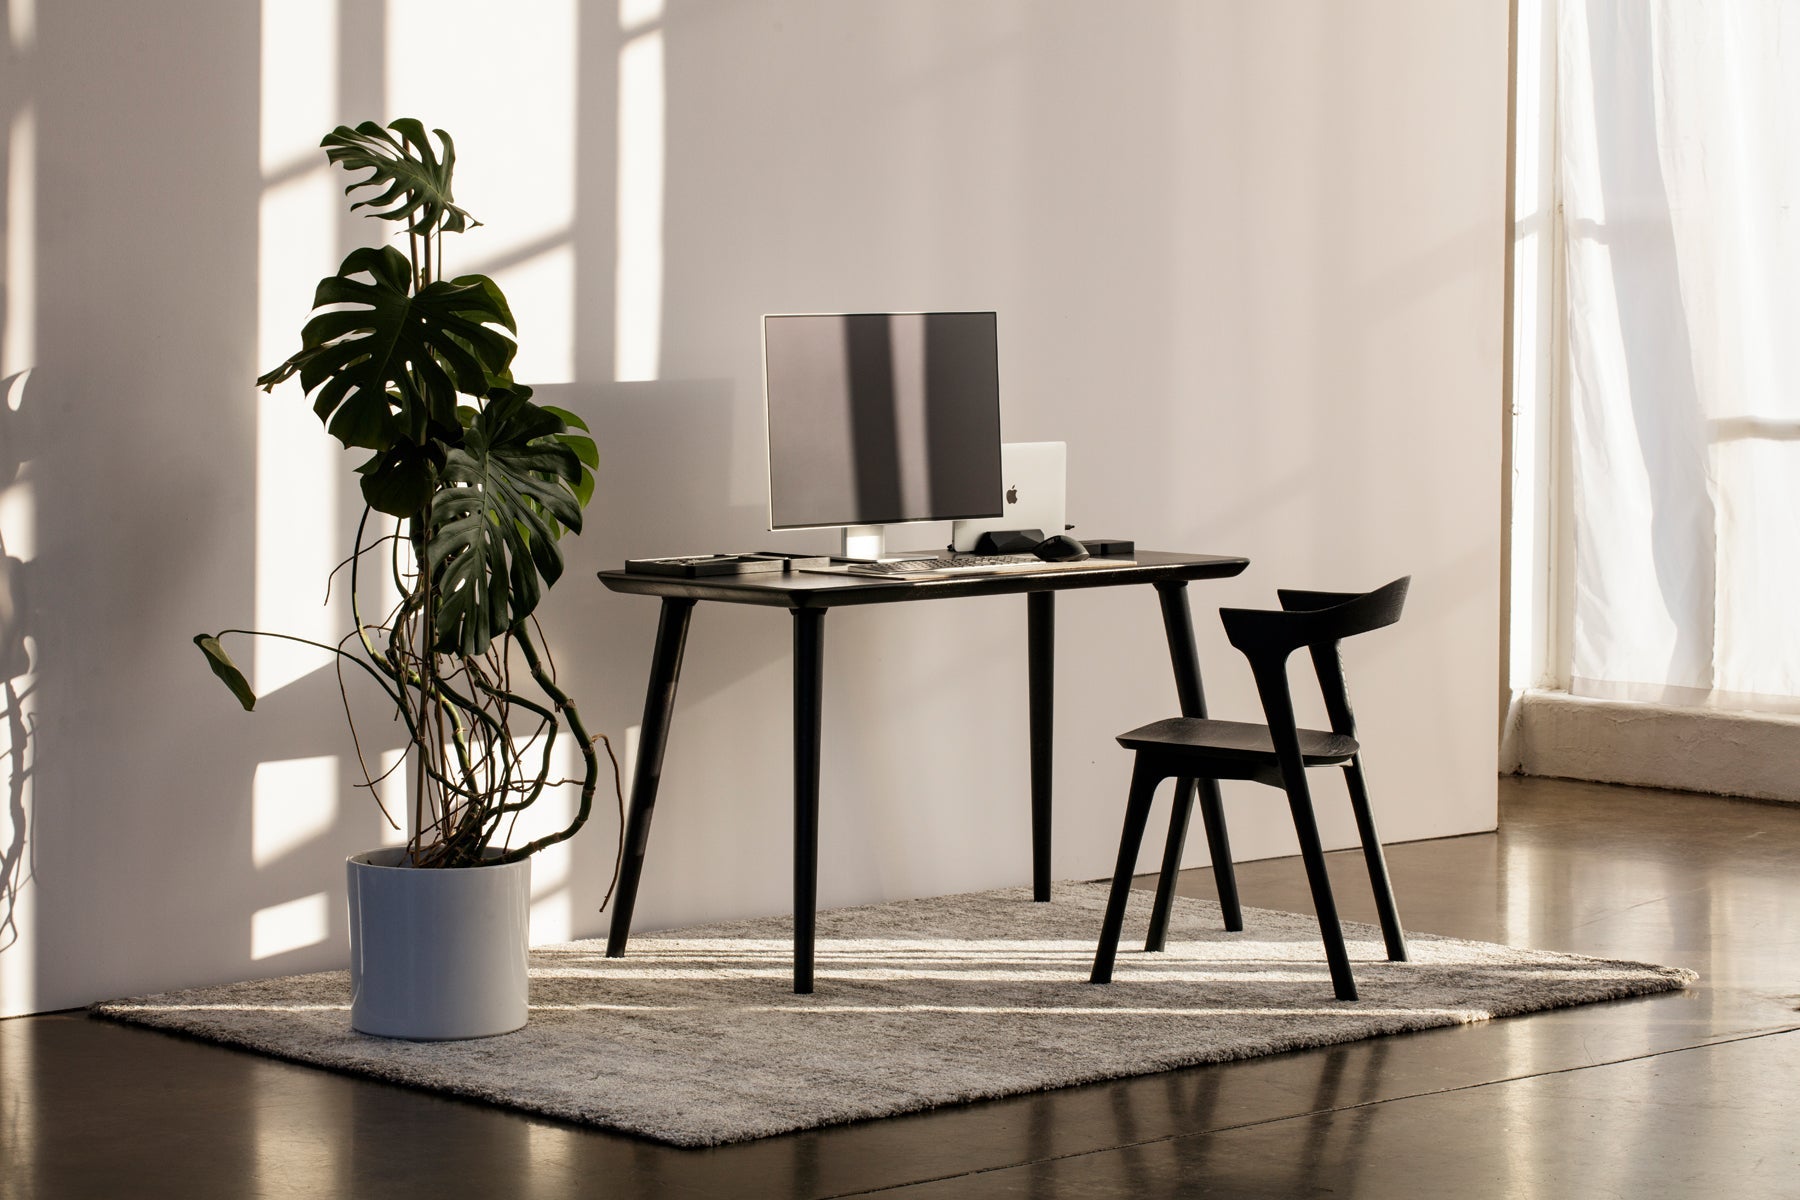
[[950, 441, 1066, 552]]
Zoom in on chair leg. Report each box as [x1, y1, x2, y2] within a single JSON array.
[[1152, 580, 1243, 933], [1147, 777, 1240, 949], [1091, 758, 1163, 984], [1195, 779, 1243, 931], [1145, 779, 1193, 952], [1284, 774, 1358, 1001], [1343, 757, 1407, 961]]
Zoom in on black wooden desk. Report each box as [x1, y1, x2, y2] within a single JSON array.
[[596, 551, 1251, 992]]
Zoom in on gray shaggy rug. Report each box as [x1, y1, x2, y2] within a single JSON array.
[[92, 882, 1694, 1147]]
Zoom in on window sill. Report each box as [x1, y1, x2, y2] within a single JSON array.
[[1504, 688, 1800, 803]]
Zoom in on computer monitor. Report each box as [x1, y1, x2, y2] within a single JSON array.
[[763, 311, 1004, 558]]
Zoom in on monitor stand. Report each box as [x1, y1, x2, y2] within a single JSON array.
[[841, 525, 950, 561], [841, 525, 890, 561]]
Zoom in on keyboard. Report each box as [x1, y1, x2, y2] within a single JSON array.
[[852, 554, 1043, 576], [802, 554, 1132, 580]]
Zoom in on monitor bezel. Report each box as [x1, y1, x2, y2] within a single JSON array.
[[761, 310, 1006, 533]]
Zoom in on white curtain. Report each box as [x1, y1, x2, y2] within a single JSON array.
[[1559, 0, 1800, 710]]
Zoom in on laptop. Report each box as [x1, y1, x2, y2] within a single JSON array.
[[951, 441, 1066, 553]]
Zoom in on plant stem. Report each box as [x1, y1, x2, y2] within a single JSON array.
[[491, 627, 600, 865], [408, 516, 429, 859]]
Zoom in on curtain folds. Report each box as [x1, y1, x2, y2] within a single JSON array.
[[1559, 0, 1800, 710]]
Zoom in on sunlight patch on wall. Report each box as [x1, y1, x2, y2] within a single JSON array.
[[255, 0, 342, 696], [508, 733, 574, 943], [385, 0, 577, 384], [614, 18, 665, 382], [0, 91, 34, 1017], [530, 883, 573, 944], [7, 0, 32, 52], [361, 517, 412, 668], [373, 747, 410, 847], [4, 105, 33, 378], [620, 0, 663, 33], [385, 0, 576, 261], [251, 892, 330, 960], [490, 243, 575, 385], [253, 754, 339, 869], [255, 168, 340, 695], [0, 468, 30, 563], [260, 0, 338, 175]]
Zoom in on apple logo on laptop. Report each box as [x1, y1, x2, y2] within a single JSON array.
[[1006, 484, 1018, 504]]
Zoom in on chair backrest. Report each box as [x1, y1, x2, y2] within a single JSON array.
[[1219, 577, 1409, 740]]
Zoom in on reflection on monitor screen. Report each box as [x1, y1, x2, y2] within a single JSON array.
[[763, 312, 1004, 532]]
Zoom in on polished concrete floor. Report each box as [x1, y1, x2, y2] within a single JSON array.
[[4, 775, 1798, 1198]]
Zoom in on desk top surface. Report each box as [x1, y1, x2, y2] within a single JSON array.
[[597, 550, 1250, 609]]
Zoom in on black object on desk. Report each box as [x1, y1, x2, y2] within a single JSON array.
[[754, 551, 832, 571], [1034, 533, 1090, 562], [624, 554, 783, 577], [596, 550, 1251, 993], [970, 529, 1047, 555]]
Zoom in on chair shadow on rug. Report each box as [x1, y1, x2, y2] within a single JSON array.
[[1091, 578, 1412, 1002]]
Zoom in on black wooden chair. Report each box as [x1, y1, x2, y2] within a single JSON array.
[[1089, 578, 1412, 1001]]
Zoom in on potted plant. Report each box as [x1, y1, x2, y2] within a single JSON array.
[[195, 119, 616, 1040]]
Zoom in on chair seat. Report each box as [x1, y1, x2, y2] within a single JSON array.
[[1116, 717, 1359, 765]]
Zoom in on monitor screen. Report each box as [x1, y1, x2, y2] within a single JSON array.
[[763, 312, 1004, 531]]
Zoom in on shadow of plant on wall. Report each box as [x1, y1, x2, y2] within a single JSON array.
[[0, 370, 34, 957]]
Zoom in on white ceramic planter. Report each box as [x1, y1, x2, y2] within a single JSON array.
[[346, 848, 531, 1040]]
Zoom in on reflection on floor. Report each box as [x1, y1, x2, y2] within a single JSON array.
[[3, 776, 1797, 1199]]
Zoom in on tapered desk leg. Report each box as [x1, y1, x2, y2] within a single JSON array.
[[792, 607, 826, 994], [1154, 582, 1243, 933], [1028, 591, 1055, 902], [607, 597, 697, 958]]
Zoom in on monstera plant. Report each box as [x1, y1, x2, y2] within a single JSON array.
[[197, 119, 613, 872]]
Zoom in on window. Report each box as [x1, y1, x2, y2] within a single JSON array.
[[1512, 1, 1800, 716]]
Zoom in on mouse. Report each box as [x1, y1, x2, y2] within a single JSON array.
[[1033, 533, 1090, 562]]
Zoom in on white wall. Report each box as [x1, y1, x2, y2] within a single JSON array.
[[0, 0, 1508, 1016]]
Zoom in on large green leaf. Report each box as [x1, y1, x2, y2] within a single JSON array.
[[542, 404, 597, 511], [322, 119, 477, 236], [356, 441, 442, 518], [425, 393, 585, 656], [256, 246, 517, 451]]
